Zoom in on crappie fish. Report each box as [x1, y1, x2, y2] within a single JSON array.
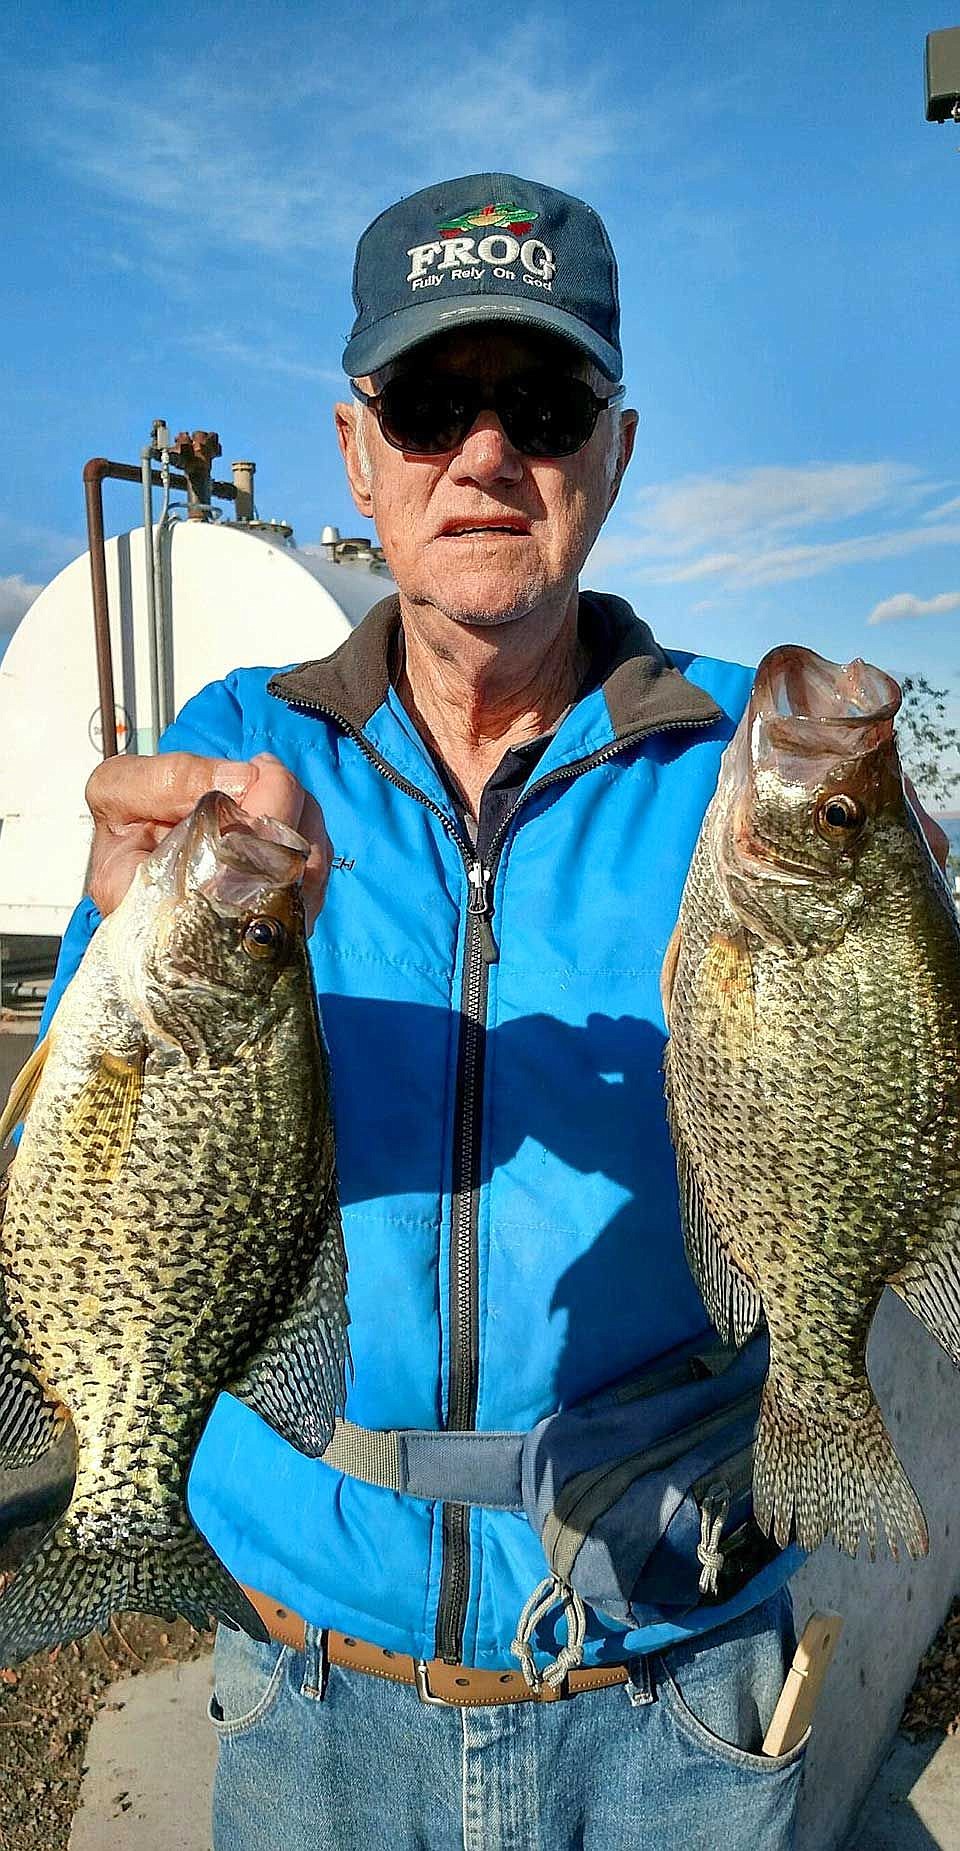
[[662, 646, 960, 1561], [0, 794, 348, 1664]]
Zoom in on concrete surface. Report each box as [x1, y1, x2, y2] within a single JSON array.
[[844, 1733, 960, 1849], [68, 1656, 216, 1851], [793, 1291, 960, 1851]]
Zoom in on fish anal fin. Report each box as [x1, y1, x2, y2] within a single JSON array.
[[0, 1516, 268, 1667], [0, 1036, 51, 1149], [891, 1231, 960, 1368], [232, 1190, 349, 1457], [754, 1365, 928, 1561], [660, 920, 682, 1024], [68, 1049, 145, 1181], [0, 1180, 70, 1469], [664, 1058, 762, 1348], [694, 929, 756, 1062]]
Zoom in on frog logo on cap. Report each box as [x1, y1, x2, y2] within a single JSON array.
[[407, 201, 556, 293], [438, 202, 537, 239]]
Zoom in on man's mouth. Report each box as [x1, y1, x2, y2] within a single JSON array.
[[438, 518, 531, 538]]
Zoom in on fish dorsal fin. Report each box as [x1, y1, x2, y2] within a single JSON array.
[[890, 1218, 960, 1369], [231, 1182, 349, 1457], [664, 1044, 763, 1347], [68, 1050, 146, 1182], [0, 1036, 51, 1149]]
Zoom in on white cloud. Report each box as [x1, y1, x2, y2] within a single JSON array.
[[17, 30, 624, 262], [182, 331, 342, 385], [868, 590, 960, 625], [0, 514, 83, 579], [923, 496, 960, 523], [593, 462, 960, 592], [0, 575, 43, 627]]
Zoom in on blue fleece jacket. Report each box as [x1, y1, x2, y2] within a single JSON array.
[[40, 594, 799, 1669]]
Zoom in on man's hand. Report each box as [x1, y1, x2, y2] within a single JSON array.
[[85, 751, 333, 923]]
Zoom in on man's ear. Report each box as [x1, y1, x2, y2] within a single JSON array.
[[606, 409, 638, 514], [335, 403, 375, 518]]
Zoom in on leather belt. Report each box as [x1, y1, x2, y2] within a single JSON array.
[[242, 1585, 630, 1706]]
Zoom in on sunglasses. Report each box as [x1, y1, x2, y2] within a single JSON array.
[[351, 370, 624, 459]]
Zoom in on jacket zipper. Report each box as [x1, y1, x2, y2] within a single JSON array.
[[273, 683, 716, 1661]]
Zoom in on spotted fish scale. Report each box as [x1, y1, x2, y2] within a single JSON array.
[[663, 645, 960, 1561], [0, 794, 348, 1664]]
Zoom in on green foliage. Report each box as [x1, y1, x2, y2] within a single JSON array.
[[897, 674, 960, 809]]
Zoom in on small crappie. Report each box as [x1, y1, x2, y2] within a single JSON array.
[[0, 793, 348, 1665], [662, 645, 960, 1561]]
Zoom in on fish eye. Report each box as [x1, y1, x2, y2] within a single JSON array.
[[241, 915, 288, 960], [815, 793, 866, 842]]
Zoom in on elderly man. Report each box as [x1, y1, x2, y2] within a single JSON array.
[[43, 174, 897, 1848]]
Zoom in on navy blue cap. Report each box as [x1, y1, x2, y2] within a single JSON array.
[[342, 173, 622, 383]]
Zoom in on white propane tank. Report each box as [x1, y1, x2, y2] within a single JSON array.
[[0, 522, 395, 938]]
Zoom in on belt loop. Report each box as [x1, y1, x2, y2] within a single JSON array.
[[624, 1654, 653, 1708], [300, 1624, 328, 1702]]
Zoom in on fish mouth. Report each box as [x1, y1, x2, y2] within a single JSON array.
[[752, 645, 902, 773], [149, 793, 309, 912]]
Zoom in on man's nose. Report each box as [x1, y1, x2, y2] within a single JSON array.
[[447, 411, 525, 486]]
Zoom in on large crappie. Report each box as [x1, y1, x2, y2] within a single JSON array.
[[0, 794, 348, 1664], [662, 645, 960, 1561]]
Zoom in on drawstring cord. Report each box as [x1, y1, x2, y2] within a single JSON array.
[[511, 1574, 588, 1690], [696, 1482, 731, 1595]]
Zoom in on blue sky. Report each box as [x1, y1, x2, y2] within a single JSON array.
[[2, 1, 957, 731]]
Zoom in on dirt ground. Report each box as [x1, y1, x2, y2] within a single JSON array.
[[901, 1594, 960, 1740], [0, 1600, 212, 1851]]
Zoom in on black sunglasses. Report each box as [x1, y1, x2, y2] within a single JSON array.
[[351, 370, 624, 459]]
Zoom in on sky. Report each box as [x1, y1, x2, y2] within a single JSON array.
[[1, 1, 958, 757]]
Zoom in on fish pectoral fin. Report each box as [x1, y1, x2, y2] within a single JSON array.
[[68, 1049, 146, 1181], [660, 920, 682, 1025], [664, 1053, 762, 1348], [694, 929, 756, 1061], [0, 1035, 52, 1148], [890, 1227, 960, 1368], [231, 1191, 349, 1458]]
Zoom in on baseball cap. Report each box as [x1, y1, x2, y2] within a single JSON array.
[[342, 173, 622, 383]]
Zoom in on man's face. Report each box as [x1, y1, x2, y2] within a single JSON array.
[[335, 328, 637, 630]]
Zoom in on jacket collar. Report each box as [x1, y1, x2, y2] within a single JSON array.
[[268, 592, 722, 741]]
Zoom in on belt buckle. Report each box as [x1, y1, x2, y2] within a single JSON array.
[[415, 1659, 453, 1707]]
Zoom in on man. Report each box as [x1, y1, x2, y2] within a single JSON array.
[[41, 174, 941, 1849]]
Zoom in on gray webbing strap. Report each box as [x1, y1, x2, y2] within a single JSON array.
[[321, 1418, 525, 1511]]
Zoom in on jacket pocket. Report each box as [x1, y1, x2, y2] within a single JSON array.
[[208, 1625, 289, 1738]]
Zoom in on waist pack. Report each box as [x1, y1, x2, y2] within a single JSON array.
[[322, 1329, 770, 1688]]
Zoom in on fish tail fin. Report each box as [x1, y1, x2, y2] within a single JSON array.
[[0, 1518, 268, 1668], [753, 1365, 928, 1562]]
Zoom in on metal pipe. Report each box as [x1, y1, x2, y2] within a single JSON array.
[[153, 445, 173, 735], [82, 457, 240, 761], [83, 461, 119, 759], [140, 439, 161, 754], [232, 460, 255, 522]]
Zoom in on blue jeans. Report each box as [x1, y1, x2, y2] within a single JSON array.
[[209, 1589, 807, 1849]]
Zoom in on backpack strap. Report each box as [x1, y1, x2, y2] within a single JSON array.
[[321, 1418, 525, 1509]]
